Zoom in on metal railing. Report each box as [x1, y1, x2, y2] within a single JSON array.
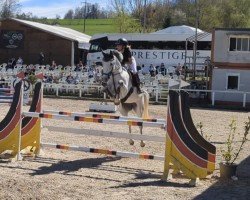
[[43, 83, 250, 108], [1, 78, 249, 107]]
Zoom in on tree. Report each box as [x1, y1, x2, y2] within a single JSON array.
[[114, 12, 142, 33], [173, 0, 250, 31], [143, 1, 174, 31], [64, 9, 74, 19], [74, 6, 84, 19], [16, 12, 33, 20], [218, 0, 250, 28], [0, 0, 20, 19]]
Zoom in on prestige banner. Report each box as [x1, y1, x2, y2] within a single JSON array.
[[131, 49, 210, 66]]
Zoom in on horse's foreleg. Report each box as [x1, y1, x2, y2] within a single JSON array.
[[119, 104, 134, 146], [134, 103, 146, 147], [139, 126, 145, 147], [114, 86, 121, 105]]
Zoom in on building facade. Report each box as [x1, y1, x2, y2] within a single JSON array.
[[0, 18, 90, 66], [211, 28, 250, 104]]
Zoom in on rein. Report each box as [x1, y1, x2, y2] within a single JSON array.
[[120, 86, 134, 103]]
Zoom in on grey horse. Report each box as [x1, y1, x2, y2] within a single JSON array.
[[101, 50, 150, 147]]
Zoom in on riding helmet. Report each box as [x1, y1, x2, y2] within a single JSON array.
[[115, 38, 128, 46]]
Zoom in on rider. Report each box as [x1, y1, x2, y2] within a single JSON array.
[[115, 38, 142, 93]]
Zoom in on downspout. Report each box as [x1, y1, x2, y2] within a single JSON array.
[[71, 41, 75, 66], [184, 39, 188, 80]]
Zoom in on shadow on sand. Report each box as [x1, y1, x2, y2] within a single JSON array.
[[30, 156, 122, 176], [193, 156, 250, 200]]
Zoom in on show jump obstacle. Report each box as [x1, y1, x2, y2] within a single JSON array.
[[0, 82, 42, 160], [0, 82, 22, 158], [0, 81, 216, 184]]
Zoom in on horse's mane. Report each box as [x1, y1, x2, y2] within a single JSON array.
[[102, 50, 123, 65], [112, 50, 123, 64]]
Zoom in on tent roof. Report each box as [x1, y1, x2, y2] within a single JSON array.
[[91, 25, 211, 42], [153, 25, 205, 34], [9, 18, 91, 47]]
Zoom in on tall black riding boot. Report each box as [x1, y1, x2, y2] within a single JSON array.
[[137, 86, 142, 94]]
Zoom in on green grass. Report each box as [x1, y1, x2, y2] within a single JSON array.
[[35, 19, 119, 36]]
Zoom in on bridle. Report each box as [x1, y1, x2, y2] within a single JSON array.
[[102, 56, 133, 103], [102, 58, 121, 80]]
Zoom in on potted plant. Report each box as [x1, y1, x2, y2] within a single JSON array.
[[27, 74, 38, 95], [220, 117, 250, 179]]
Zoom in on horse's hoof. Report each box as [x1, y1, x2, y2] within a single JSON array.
[[140, 141, 146, 147], [114, 99, 121, 105], [129, 139, 134, 145]]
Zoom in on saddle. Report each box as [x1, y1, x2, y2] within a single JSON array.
[[124, 68, 137, 87]]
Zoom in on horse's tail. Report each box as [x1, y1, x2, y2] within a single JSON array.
[[142, 91, 150, 119]]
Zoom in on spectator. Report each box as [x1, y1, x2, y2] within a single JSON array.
[[95, 68, 102, 83], [16, 57, 23, 65], [52, 75, 60, 84], [142, 64, 150, 75], [149, 64, 156, 77], [7, 58, 16, 70], [75, 61, 84, 72], [137, 65, 142, 71], [44, 74, 53, 83], [66, 73, 74, 84], [49, 60, 57, 71], [155, 65, 159, 75], [160, 63, 166, 75], [91, 62, 97, 69], [74, 74, 80, 84], [39, 52, 45, 65], [175, 63, 182, 77], [85, 65, 91, 73], [88, 68, 95, 78]]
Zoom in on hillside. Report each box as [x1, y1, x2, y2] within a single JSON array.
[[35, 18, 119, 36]]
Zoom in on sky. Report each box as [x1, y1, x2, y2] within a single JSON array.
[[19, 0, 109, 19]]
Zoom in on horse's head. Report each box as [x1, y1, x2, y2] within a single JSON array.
[[101, 50, 123, 85]]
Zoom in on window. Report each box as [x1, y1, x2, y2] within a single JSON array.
[[242, 38, 248, 51], [89, 44, 101, 53], [236, 38, 242, 51], [197, 41, 211, 50], [229, 36, 250, 52], [227, 75, 239, 90], [229, 38, 236, 51]]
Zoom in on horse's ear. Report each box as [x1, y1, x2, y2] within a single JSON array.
[[110, 50, 114, 57], [102, 50, 106, 57]]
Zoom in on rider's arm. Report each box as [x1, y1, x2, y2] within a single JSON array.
[[129, 57, 137, 74], [124, 47, 133, 65]]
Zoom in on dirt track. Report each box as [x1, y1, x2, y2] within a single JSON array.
[[0, 98, 249, 200]]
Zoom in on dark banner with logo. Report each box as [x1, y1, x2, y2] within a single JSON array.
[[0, 30, 24, 49]]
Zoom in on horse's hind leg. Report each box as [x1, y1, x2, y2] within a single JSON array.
[[129, 126, 134, 145], [134, 103, 145, 147], [119, 104, 134, 145]]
